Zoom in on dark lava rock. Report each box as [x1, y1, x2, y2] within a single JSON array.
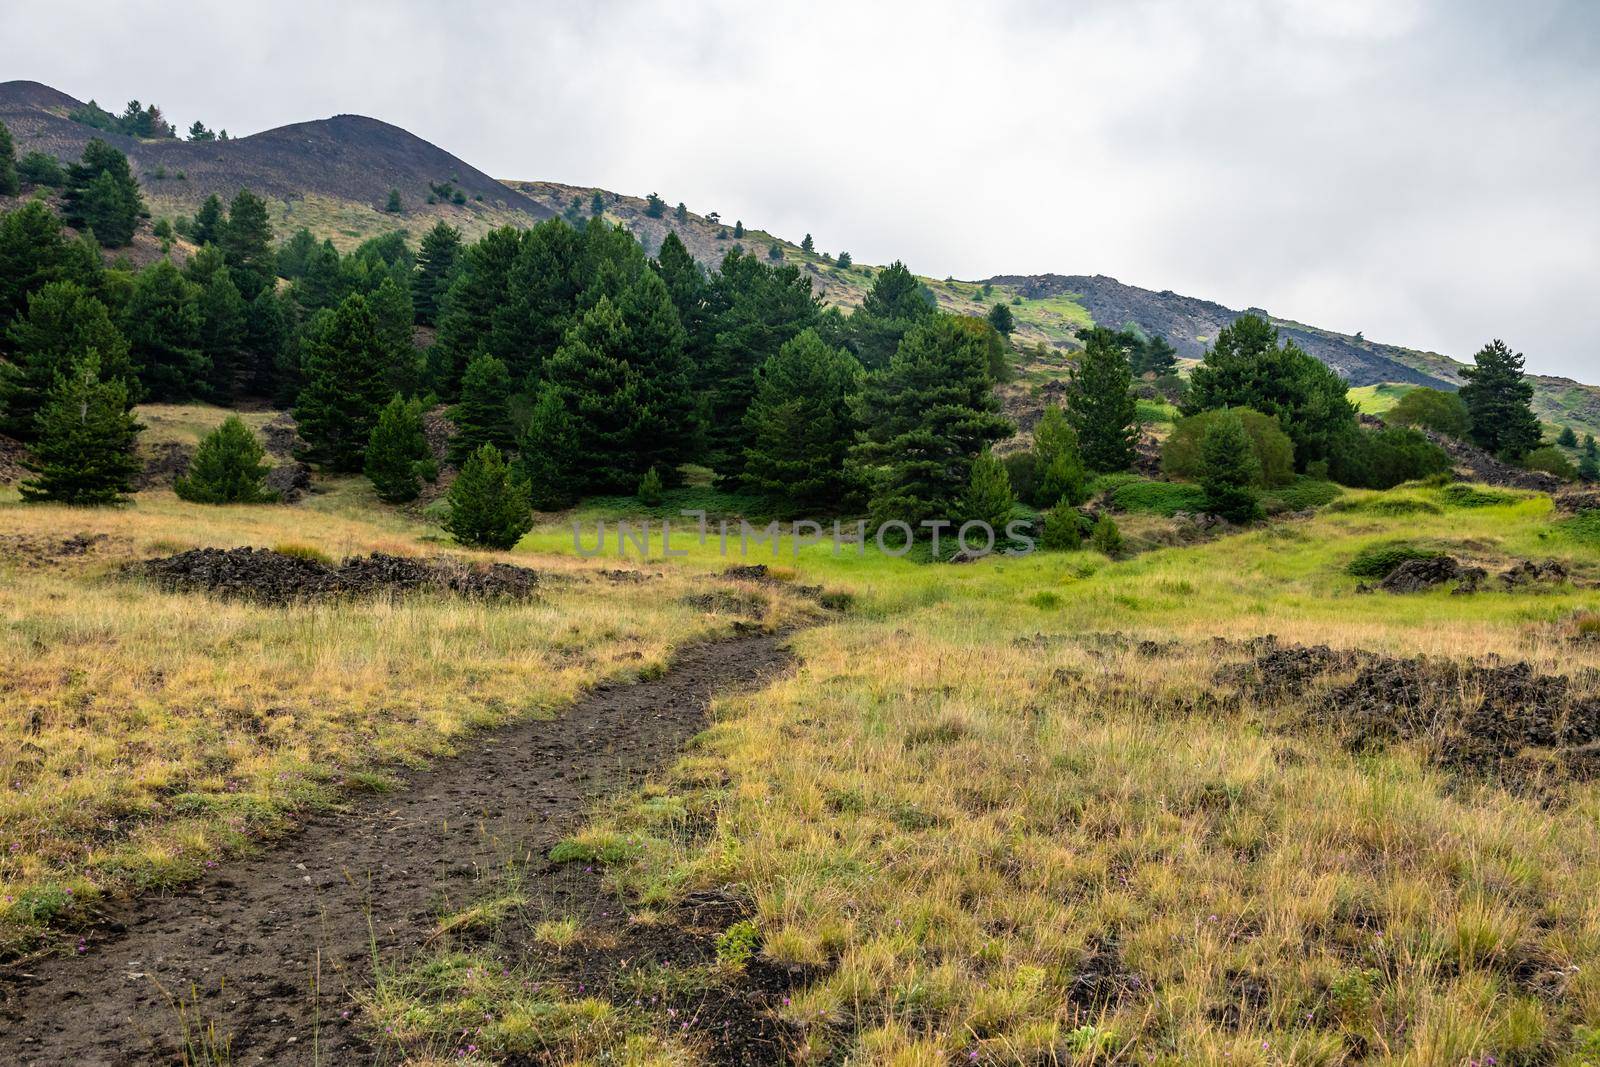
[[263, 461, 312, 502], [1379, 555, 1486, 594], [132, 547, 539, 604], [1500, 559, 1569, 588]]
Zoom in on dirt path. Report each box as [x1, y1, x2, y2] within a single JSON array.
[[0, 631, 794, 1065]]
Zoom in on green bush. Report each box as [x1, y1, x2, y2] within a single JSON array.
[[175, 416, 277, 504], [637, 466, 664, 506], [1108, 478, 1208, 516], [1346, 541, 1444, 579], [1040, 506, 1085, 551], [1163, 407, 1294, 487], [1090, 514, 1124, 558], [1522, 445, 1576, 480], [1329, 427, 1451, 489], [444, 444, 533, 550], [1262, 477, 1342, 512], [1384, 387, 1470, 437]]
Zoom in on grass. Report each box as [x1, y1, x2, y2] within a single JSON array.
[[0, 478, 817, 957], [462, 483, 1600, 1063], [1347, 383, 1417, 417]]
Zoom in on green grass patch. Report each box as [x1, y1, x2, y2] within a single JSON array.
[[1345, 541, 1445, 579], [1109, 478, 1208, 517], [1555, 509, 1600, 546], [1262, 477, 1343, 512], [1438, 484, 1520, 509]]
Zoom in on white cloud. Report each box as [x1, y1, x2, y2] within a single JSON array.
[[3, 0, 1595, 377]]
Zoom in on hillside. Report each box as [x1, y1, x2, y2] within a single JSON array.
[[6, 79, 1595, 437], [0, 80, 550, 246]]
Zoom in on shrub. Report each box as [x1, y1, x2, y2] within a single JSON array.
[[175, 416, 277, 504], [1002, 451, 1038, 505], [1109, 479, 1207, 517], [444, 444, 533, 550], [1262, 477, 1342, 512], [1162, 407, 1293, 487], [1385, 387, 1470, 437], [364, 395, 429, 504], [1346, 541, 1444, 579], [1329, 427, 1451, 489], [1522, 445, 1576, 480], [1090, 514, 1124, 558]]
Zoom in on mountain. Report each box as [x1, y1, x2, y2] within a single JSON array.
[[5, 81, 1595, 437], [0, 80, 550, 242]]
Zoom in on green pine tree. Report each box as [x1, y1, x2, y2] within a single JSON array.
[[20, 354, 143, 506], [243, 288, 289, 397], [849, 260, 937, 368], [412, 221, 461, 326], [1556, 425, 1579, 449], [674, 202, 689, 223], [191, 194, 226, 246], [1040, 505, 1083, 551], [429, 226, 522, 394], [741, 329, 862, 511], [1584, 434, 1598, 459], [1066, 327, 1139, 473], [1198, 410, 1262, 523], [637, 466, 664, 506], [364, 395, 429, 503], [63, 140, 145, 246], [0, 120, 18, 197], [800, 233, 815, 253], [1, 281, 136, 439], [294, 294, 392, 472], [986, 302, 1015, 336], [448, 354, 516, 463], [220, 189, 275, 300], [959, 449, 1016, 540], [1031, 403, 1088, 506], [368, 273, 421, 396], [1459, 339, 1541, 460], [444, 444, 533, 549], [174, 415, 276, 503], [0, 200, 101, 323], [519, 383, 581, 510], [1579, 452, 1599, 483], [1090, 514, 1124, 558], [836, 251, 852, 269], [644, 192, 666, 218], [542, 297, 649, 493], [197, 266, 247, 399], [126, 260, 206, 401], [852, 315, 1013, 527], [385, 188, 403, 213]]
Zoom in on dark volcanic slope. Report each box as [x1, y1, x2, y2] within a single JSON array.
[[989, 273, 1454, 388], [0, 80, 549, 220]]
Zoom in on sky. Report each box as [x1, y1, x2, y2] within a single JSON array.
[[4, 0, 1598, 378]]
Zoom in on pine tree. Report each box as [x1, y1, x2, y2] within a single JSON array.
[[448, 354, 516, 463], [63, 140, 145, 247], [1183, 314, 1355, 469], [444, 444, 532, 549], [637, 466, 664, 506], [294, 294, 392, 472], [674, 202, 688, 223], [1198, 411, 1261, 523], [126, 260, 206, 401], [197, 266, 247, 399], [364, 395, 429, 503], [368, 273, 420, 397], [220, 189, 275, 300], [491, 217, 588, 382], [191, 194, 226, 246], [243, 288, 289, 397], [1, 282, 136, 439], [412, 221, 461, 326], [1579, 452, 1599, 483], [519, 383, 581, 510], [187, 120, 214, 142], [18, 151, 66, 188], [0, 120, 18, 197], [1557, 425, 1579, 449], [850, 260, 936, 368], [590, 190, 605, 216], [295, 240, 348, 311], [653, 229, 713, 387], [430, 226, 522, 394], [1458, 339, 1541, 459], [1066, 327, 1139, 473], [644, 192, 666, 218], [1040, 506, 1083, 551], [800, 233, 815, 254], [614, 269, 696, 476], [174, 415, 276, 503], [542, 297, 648, 493], [852, 315, 1013, 527], [1585, 434, 1598, 460], [1032, 403, 1088, 507], [276, 227, 317, 278], [1134, 334, 1178, 376], [959, 449, 1015, 540], [20, 355, 143, 506], [741, 329, 862, 510], [385, 188, 403, 213], [733, 220, 744, 239], [0, 200, 101, 323], [1090, 514, 1124, 558], [986, 301, 1015, 336]]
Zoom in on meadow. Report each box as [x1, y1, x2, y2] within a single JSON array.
[[370, 484, 1600, 1065]]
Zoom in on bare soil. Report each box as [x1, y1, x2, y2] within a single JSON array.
[[0, 631, 794, 1065]]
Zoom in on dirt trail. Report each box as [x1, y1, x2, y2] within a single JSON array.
[[0, 631, 793, 1065]]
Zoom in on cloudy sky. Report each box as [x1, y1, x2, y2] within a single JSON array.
[[5, 0, 1597, 377]]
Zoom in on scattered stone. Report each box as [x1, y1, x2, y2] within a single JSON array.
[[131, 547, 540, 604], [1378, 555, 1486, 594], [137, 441, 194, 489], [1500, 559, 1569, 589]]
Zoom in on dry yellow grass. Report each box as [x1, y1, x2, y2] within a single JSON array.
[[0, 484, 811, 957]]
